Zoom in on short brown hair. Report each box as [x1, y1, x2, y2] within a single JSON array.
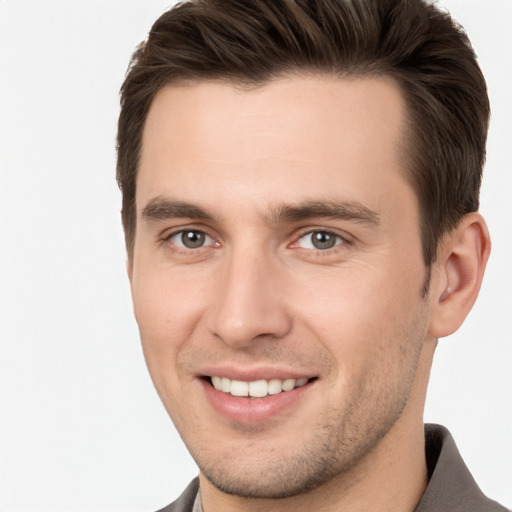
[[117, 0, 489, 267]]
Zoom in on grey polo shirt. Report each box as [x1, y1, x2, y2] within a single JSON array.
[[157, 424, 509, 512]]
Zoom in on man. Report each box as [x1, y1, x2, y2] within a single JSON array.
[[116, 0, 507, 511]]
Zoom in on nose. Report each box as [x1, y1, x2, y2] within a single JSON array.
[[208, 249, 292, 347]]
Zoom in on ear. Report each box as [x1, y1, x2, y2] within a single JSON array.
[[428, 213, 491, 338]]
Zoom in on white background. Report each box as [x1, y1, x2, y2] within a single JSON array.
[[0, 1, 511, 510]]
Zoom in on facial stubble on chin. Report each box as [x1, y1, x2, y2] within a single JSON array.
[[195, 379, 415, 500], [160, 263, 430, 501], [193, 346, 423, 500]]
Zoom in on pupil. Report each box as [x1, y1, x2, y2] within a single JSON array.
[[182, 231, 205, 248], [312, 231, 336, 249]]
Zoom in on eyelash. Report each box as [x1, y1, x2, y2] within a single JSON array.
[[291, 229, 351, 254], [161, 229, 218, 252], [160, 227, 352, 256]]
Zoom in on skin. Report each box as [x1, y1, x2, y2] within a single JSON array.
[[129, 75, 490, 512]]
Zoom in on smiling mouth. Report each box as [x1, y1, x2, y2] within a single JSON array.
[[208, 376, 313, 398]]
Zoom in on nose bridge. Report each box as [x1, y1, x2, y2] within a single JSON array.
[[209, 244, 291, 346]]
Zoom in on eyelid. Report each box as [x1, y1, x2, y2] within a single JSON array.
[[290, 227, 353, 251], [160, 225, 220, 250], [171, 230, 215, 248], [160, 222, 215, 239]]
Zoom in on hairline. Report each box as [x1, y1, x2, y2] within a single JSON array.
[[128, 69, 432, 263]]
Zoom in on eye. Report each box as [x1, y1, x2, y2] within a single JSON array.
[[168, 230, 216, 249], [296, 230, 344, 250]]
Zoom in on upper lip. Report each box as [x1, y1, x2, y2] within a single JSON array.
[[197, 365, 315, 382]]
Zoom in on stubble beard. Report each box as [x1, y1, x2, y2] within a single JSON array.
[[188, 366, 417, 500], [199, 420, 402, 500], [172, 291, 429, 500]]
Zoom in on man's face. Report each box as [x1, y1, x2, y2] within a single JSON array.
[[130, 75, 435, 498]]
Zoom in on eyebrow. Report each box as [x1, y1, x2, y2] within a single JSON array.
[[141, 197, 380, 227], [142, 198, 217, 222], [268, 200, 380, 226]]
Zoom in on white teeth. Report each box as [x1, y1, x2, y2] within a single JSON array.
[[282, 378, 296, 391], [210, 376, 309, 397], [230, 380, 249, 397], [221, 377, 231, 393], [295, 377, 308, 387], [267, 379, 282, 395], [248, 380, 268, 398]]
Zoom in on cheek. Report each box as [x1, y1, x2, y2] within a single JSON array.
[[131, 269, 206, 416], [131, 267, 205, 366], [294, 262, 426, 358]]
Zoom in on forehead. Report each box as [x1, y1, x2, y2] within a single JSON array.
[[138, 75, 412, 219]]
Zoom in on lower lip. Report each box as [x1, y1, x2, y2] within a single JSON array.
[[200, 379, 313, 424]]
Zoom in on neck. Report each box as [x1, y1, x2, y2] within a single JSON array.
[[199, 338, 436, 512]]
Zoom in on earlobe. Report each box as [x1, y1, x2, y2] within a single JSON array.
[[428, 213, 491, 338]]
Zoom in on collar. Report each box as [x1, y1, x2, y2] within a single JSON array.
[[182, 424, 507, 512], [415, 423, 507, 511]]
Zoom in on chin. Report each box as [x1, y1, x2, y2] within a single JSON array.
[[193, 416, 394, 500]]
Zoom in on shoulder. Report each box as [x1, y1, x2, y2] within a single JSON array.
[[416, 424, 509, 512], [155, 478, 200, 512]]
